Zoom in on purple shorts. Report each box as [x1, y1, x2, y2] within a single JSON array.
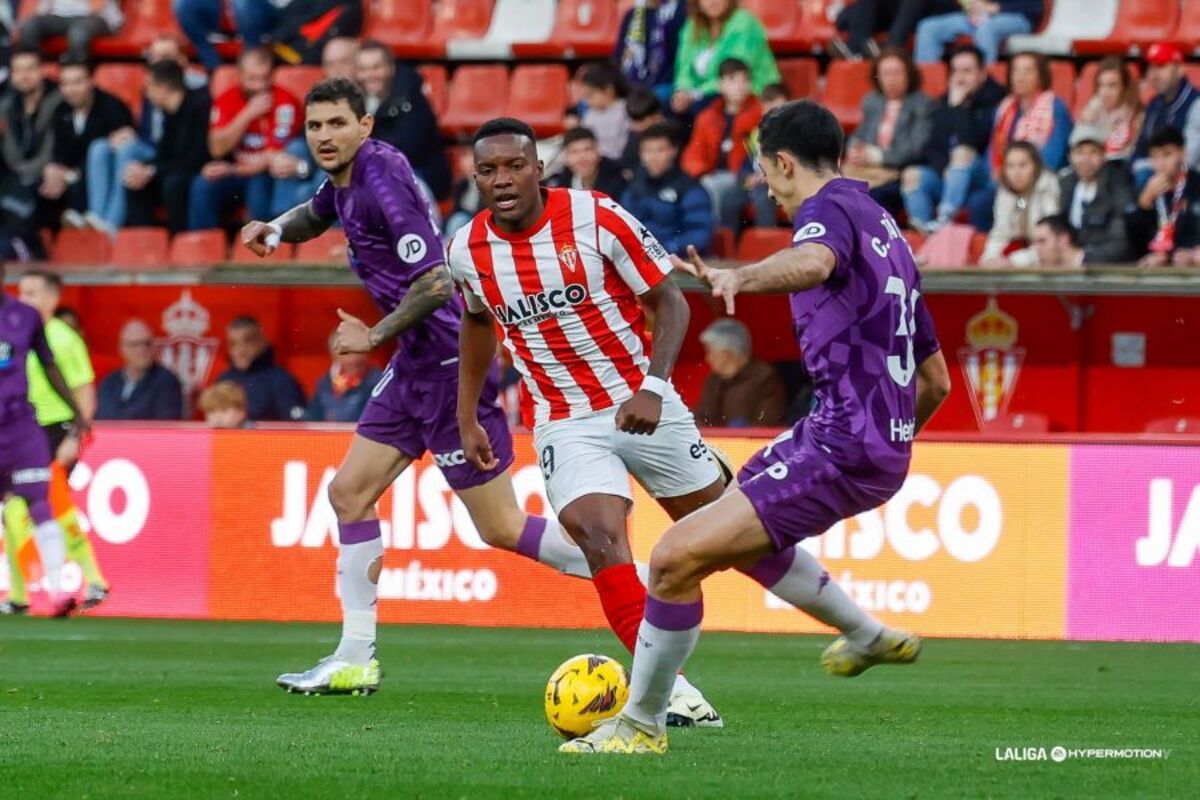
[[0, 409, 52, 500], [737, 423, 903, 551], [356, 357, 514, 491]]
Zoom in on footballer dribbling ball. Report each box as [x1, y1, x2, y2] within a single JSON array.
[[544, 654, 629, 739]]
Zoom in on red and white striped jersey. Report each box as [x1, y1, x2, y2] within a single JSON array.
[[447, 187, 674, 425]]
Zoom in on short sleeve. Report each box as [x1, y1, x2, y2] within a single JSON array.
[[446, 229, 486, 313], [30, 318, 54, 369], [912, 289, 941, 364], [368, 156, 446, 279], [54, 325, 94, 388], [595, 195, 673, 295], [310, 180, 336, 221], [791, 197, 856, 280], [210, 89, 236, 129]]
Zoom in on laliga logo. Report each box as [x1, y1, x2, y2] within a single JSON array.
[[1136, 479, 1200, 568], [68, 458, 151, 545]]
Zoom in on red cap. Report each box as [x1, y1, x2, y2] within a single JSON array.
[[1146, 42, 1184, 66]]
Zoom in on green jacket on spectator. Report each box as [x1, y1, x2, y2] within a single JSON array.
[[674, 8, 781, 98]]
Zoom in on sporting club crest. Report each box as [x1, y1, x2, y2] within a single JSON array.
[[558, 243, 579, 271], [156, 289, 219, 397], [959, 296, 1025, 427]]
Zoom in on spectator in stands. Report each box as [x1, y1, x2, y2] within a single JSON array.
[[188, 47, 302, 231], [320, 36, 357, 81], [579, 61, 631, 162], [85, 34, 208, 234], [1058, 125, 1133, 264], [0, 46, 60, 252], [743, 82, 789, 227], [1134, 43, 1200, 188], [615, 0, 687, 102], [620, 86, 666, 175], [125, 60, 212, 233], [1129, 127, 1200, 268], [40, 59, 133, 231], [621, 121, 713, 255], [1030, 214, 1085, 271], [835, 0, 959, 60], [981, 140, 1060, 268], [213, 315, 306, 421], [694, 318, 784, 428], [545, 127, 628, 199], [304, 330, 382, 423], [914, 1, 1043, 66], [902, 44, 1004, 232], [843, 47, 933, 217], [681, 57, 761, 230], [96, 320, 185, 421], [444, 148, 481, 239], [355, 40, 450, 201], [672, 0, 780, 114], [173, 0, 286, 73], [18, 0, 122, 61], [199, 381, 250, 429], [1077, 57, 1142, 167], [989, 51, 1073, 179]]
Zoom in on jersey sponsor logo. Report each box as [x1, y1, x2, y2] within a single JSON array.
[[397, 233, 429, 264], [492, 284, 588, 326], [0, 339, 13, 369], [793, 222, 827, 243], [12, 467, 51, 485], [637, 226, 668, 260], [960, 297, 1024, 427], [274, 104, 295, 141], [558, 243, 579, 271], [433, 449, 467, 468]]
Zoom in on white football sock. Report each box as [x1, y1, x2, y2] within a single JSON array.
[[32, 520, 67, 594], [535, 518, 592, 579], [623, 597, 703, 732], [750, 547, 882, 649], [334, 537, 383, 665]]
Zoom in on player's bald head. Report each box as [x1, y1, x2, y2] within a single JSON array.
[[472, 117, 538, 160]]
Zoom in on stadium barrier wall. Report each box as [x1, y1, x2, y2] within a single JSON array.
[[1, 427, 1197, 642]]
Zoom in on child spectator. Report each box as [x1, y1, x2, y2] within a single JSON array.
[[620, 86, 667, 175], [1129, 127, 1200, 267], [199, 381, 251, 429], [981, 141, 1060, 267], [621, 122, 713, 255], [579, 61, 631, 161]]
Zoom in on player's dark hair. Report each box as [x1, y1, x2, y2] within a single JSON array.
[[626, 86, 662, 121], [761, 83, 790, 103], [561, 127, 597, 148], [472, 117, 538, 146], [358, 39, 395, 68], [639, 121, 681, 148], [58, 56, 93, 76], [758, 100, 844, 173], [1148, 125, 1185, 151], [1037, 214, 1081, 247], [147, 59, 186, 93], [306, 78, 368, 119], [579, 61, 627, 98], [21, 269, 63, 292], [227, 315, 262, 331], [718, 58, 750, 79]]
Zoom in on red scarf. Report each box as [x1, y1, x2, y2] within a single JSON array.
[[991, 91, 1057, 173]]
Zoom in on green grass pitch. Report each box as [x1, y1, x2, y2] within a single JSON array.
[[1, 618, 1196, 799]]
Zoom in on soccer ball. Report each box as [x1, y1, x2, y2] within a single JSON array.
[[543, 653, 629, 740]]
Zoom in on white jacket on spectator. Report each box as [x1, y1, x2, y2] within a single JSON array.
[[984, 170, 1061, 267], [41, 0, 123, 30]]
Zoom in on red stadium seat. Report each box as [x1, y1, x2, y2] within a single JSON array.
[[513, 0, 623, 58], [1074, 0, 1182, 55], [52, 229, 112, 266], [295, 230, 349, 263], [508, 64, 570, 137], [800, 0, 843, 53], [112, 227, 170, 269], [711, 227, 736, 259], [274, 66, 324, 103], [94, 64, 146, 123], [440, 65, 510, 136], [433, 0, 496, 43], [230, 239, 294, 263], [210, 65, 240, 100], [363, 0, 439, 58], [988, 61, 1008, 87], [919, 62, 947, 99], [418, 64, 449, 120], [1075, 61, 1142, 117], [1004, 0, 1118, 57], [736, 228, 793, 262], [902, 229, 925, 253], [18, 0, 177, 57], [1180, 2, 1200, 56], [1145, 417, 1200, 434], [741, 0, 807, 54], [820, 60, 872, 133], [777, 58, 820, 100], [169, 230, 228, 267], [981, 412, 1051, 434]]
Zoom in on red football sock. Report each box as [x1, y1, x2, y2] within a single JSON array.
[[593, 563, 646, 655]]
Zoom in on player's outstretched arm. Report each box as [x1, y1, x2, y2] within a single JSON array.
[[671, 243, 836, 313], [914, 351, 951, 433], [456, 308, 500, 471], [241, 200, 332, 257]]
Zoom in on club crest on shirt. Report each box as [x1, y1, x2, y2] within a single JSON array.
[[638, 226, 668, 260], [558, 243, 579, 271], [793, 222, 826, 243]]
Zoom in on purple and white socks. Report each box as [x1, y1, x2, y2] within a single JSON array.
[[334, 520, 384, 666], [515, 515, 591, 579], [623, 596, 704, 732]]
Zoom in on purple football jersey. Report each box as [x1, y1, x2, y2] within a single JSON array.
[[0, 294, 54, 421], [787, 178, 940, 478], [311, 139, 460, 373]]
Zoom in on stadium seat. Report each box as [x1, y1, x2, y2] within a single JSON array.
[[295, 229, 349, 263], [95, 64, 146, 123], [1180, 2, 1200, 56], [18, 0, 176, 57], [903, 229, 925, 254], [508, 64, 570, 137], [514, 0, 623, 59], [981, 412, 1051, 434], [1005, 0, 1119, 57], [1074, 0, 1181, 56], [919, 62, 947, 99], [449, 0, 557, 59], [711, 227, 736, 259], [230, 238, 294, 263], [736, 228, 793, 261], [51, 229, 112, 265], [274, 66, 324, 103], [112, 227, 170, 269], [1075, 61, 1142, 117], [418, 64, 449, 120], [820, 61, 872, 133], [1145, 417, 1200, 434], [741, 0, 807, 54], [777, 59, 820, 100], [440, 65, 511, 136], [169, 230, 227, 267], [210, 66, 240, 100], [363, 0, 439, 58], [433, 0, 496, 45]]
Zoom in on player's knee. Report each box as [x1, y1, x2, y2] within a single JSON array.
[[647, 537, 701, 598], [561, 516, 626, 569], [327, 473, 371, 522], [471, 508, 525, 550]]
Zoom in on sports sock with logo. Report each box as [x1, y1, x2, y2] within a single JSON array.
[[593, 563, 646, 654], [514, 515, 591, 579], [333, 520, 384, 666], [743, 546, 882, 649], [623, 595, 703, 731]]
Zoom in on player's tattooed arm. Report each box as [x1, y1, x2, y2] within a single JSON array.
[[365, 265, 456, 348], [271, 200, 333, 243], [672, 243, 835, 313]]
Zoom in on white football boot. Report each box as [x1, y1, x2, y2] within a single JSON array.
[[276, 655, 381, 695], [665, 675, 723, 728]]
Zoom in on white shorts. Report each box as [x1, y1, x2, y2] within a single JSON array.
[[532, 384, 722, 514]]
